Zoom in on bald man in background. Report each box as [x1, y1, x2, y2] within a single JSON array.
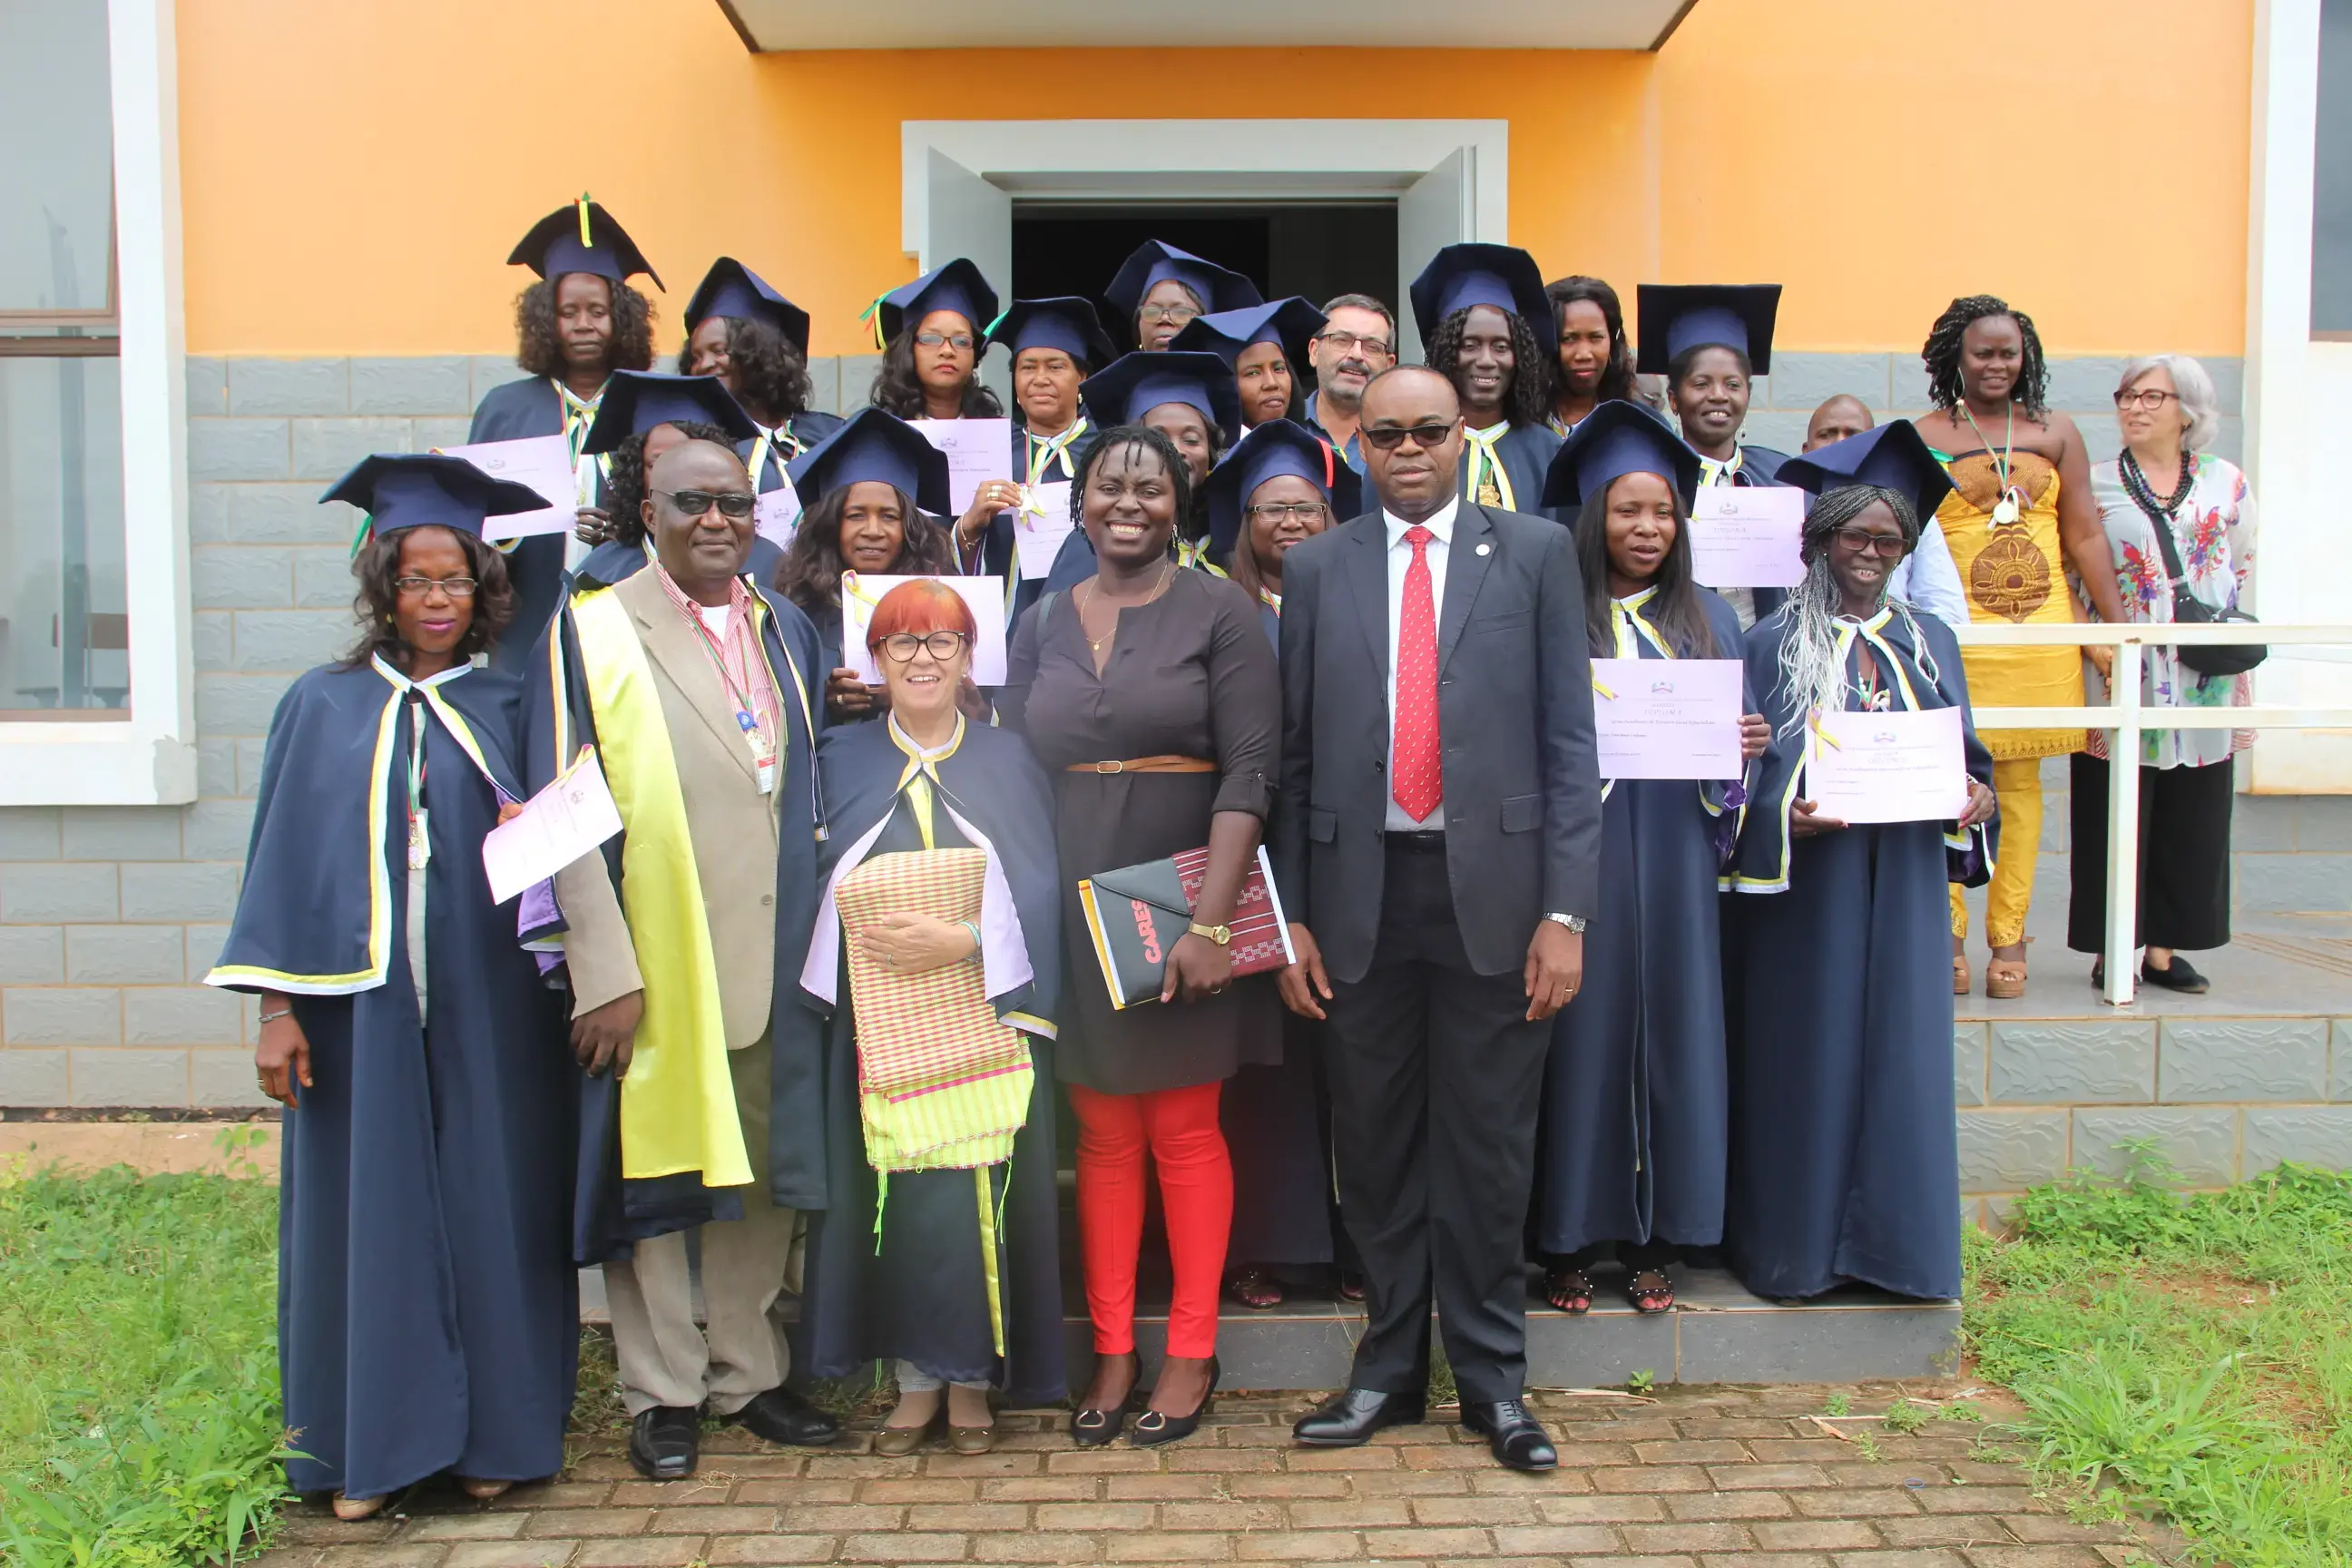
[[1803, 394, 1874, 452], [1799, 394, 1968, 624]]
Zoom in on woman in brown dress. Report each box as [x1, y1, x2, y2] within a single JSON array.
[[1000, 426, 1281, 1448]]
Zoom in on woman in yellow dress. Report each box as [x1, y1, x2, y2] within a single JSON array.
[[1912, 297, 2127, 998]]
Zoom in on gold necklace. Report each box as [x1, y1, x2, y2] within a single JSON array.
[[1080, 562, 1174, 652]]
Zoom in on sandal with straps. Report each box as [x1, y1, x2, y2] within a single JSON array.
[[1544, 1267, 1595, 1316], [1226, 1265, 1284, 1310], [1626, 1269, 1676, 1315], [1984, 949, 2029, 1000], [1953, 955, 1971, 996]]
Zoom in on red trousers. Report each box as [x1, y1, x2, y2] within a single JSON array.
[[1067, 1080, 1231, 1360]]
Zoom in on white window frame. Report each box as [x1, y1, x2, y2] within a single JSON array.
[[0, 0, 193, 804]]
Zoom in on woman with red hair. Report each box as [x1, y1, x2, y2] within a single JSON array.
[[795, 580, 1066, 1455]]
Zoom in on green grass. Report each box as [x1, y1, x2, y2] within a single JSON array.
[[1965, 1154, 2352, 1568], [0, 1152, 289, 1567]]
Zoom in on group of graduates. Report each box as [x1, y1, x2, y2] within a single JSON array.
[[210, 197, 2018, 1510]]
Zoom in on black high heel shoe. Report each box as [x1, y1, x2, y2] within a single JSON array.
[[1130, 1357, 1220, 1447], [1070, 1350, 1139, 1447]]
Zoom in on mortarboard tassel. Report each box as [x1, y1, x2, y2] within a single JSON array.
[[858, 289, 893, 352], [576, 192, 593, 249]]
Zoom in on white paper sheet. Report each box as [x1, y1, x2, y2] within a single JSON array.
[[1689, 485, 1806, 589], [755, 485, 803, 550], [907, 417, 1014, 514], [1804, 706, 1969, 824], [434, 435, 578, 539], [1014, 481, 1075, 581], [1591, 657, 1745, 780], [838, 572, 1009, 685], [481, 747, 624, 906]]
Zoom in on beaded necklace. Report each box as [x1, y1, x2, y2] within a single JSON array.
[[2118, 447, 2198, 523]]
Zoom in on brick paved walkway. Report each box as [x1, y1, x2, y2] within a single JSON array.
[[249, 1383, 2182, 1567]]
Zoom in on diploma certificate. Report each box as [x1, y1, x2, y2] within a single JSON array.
[[754, 485, 803, 550], [481, 747, 624, 906], [1591, 657, 1745, 780], [1804, 707, 1970, 824], [839, 572, 1009, 685], [908, 417, 1014, 514], [1014, 481, 1075, 581], [435, 435, 578, 538], [1689, 485, 1806, 589]]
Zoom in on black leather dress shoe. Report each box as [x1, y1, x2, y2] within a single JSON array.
[[1292, 1387, 1426, 1446], [728, 1385, 841, 1448], [1462, 1399, 1557, 1471], [629, 1406, 701, 1480]]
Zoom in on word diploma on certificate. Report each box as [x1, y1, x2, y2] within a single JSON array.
[[434, 435, 579, 538], [838, 571, 1009, 686], [1804, 707, 1970, 824], [1689, 486, 1806, 589], [1591, 657, 1745, 780], [908, 417, 1014, 514]]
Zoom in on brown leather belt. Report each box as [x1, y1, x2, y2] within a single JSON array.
[[1066, 754, 1216, 775]]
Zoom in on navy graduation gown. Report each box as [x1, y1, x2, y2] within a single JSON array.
[[210, 661, 575, 1498], [981, 419, 1098, 627], [468, 377, 575, 675], [1721, 603, 1994, 1301], [1459, 421, 1563, 518], [1534, 589, 1749, 1258], [795, 720, 1067, 1404], [521, 580, 832, 1263]]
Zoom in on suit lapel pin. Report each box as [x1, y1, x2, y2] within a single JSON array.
[[1476, 543, 1492, 556]]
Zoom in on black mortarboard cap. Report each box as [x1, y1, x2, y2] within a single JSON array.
[[1776, 419, 1954, 536], [1170, 297, 1327, 370], [868, 259, 998, 348], [1409, 243, 1557, 356], [989, 297, 1118, 371], [580, 371, 760, 456], [1635, 283, 1781, 374], [684, 257, 812, 356], [1205, 418, 1363, 558], [507, 196, 662, 289], [1079, 351, 1242, 439], [323, 453, 550, 541], [785, 407, 954, 517], [1540, 399, 1702, 511], [1104, 240, 1263, 321]]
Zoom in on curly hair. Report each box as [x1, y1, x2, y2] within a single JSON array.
[[1070, 424, 1195, 542], [1544, 276, 1638, 407], [773, 482, 956, 618], [1922, 294, 2049, 419], [601, 418, 739, 548], [514, 276, 655, 379], [1572, 485, 1716, 662], [681, 314, 812, 424], [867, 328, 1004, 419], [1425, 307, 1551, 429], [341, 527, 514, 670]]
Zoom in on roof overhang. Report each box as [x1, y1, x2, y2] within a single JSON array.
[[718, 0, 1696, 52]]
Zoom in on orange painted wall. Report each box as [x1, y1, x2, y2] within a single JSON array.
[[174, 0, 2251, 358]]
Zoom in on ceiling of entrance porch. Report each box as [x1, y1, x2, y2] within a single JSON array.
[[719, 0, 1696, 52]]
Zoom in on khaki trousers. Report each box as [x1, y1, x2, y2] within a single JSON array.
[[604, 1037, 798, 1416]]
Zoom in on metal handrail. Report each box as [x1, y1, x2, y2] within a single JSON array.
[[1940, 621, 2352, 1005]]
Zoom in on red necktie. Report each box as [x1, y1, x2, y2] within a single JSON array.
[[1392, 525, 1442, 822]]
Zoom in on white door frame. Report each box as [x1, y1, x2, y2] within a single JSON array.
[[899, 118, 1510, 262]]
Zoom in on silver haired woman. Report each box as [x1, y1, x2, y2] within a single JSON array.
[[2068, 356, 2256, 995], [1720, 476, 1997, 1302]]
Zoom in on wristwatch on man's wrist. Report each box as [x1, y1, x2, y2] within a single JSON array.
[[1189, 921, 1233, 946], [1543, 913, 1588, 936]]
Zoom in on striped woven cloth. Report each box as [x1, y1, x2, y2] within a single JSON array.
[[838, 846, 1033, 1171]]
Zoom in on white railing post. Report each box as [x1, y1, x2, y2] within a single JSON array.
[[2101, 638, 2144, 1008]]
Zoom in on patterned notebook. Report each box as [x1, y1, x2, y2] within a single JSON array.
[[1075, 844, 1296, 1010]]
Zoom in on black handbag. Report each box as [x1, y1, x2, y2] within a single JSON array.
[[2137, 486, 2265, 679]]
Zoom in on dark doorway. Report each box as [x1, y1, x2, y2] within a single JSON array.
[[1013, 204, 1397, 349]]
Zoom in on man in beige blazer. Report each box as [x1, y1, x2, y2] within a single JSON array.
[[552, 436, 835, 1480]]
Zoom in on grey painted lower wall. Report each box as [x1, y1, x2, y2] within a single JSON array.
[[0, 350, 2295, 1122]]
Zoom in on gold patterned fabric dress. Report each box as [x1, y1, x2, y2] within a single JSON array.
[[1934, 450, 2085, 760]]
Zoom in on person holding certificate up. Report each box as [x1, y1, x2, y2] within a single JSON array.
[[1529, 403, 1769, 1318], [975, 298, 1117, 618], [777, 409, 961, 723], [1721, 426, 1998, 1305], [795, 580, 1067, 1455], [864, 259, 1026, 567], [210, 456, 577, 1518]]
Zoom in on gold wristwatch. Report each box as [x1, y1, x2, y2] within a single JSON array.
[[1189, 921, 1232, 946]]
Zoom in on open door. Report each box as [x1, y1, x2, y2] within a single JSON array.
[[1396, 147, 1476, 363], [924, 148, 1014, 403]]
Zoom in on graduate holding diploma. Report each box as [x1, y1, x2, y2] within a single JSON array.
[[1722, 438, 1998, 1303], [1530, 404, 1768, 1317]]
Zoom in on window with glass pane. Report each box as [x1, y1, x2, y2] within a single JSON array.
[[1, 0, 126, 716]]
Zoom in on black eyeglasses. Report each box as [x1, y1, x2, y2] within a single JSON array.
[[1246, 502, 1328, 524], [1359, 422, 1456, 452], [914, 330, 976, 350], [393, 575, 478, 598], [652, 488, 758, 519], [878, 631, 969, 663], [1828, 526, 1909, 557]]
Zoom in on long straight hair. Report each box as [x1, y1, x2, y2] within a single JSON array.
[[1573, 479, 1716, 660]]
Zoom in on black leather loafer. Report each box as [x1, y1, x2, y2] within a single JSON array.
[[629, 1406, 701, 1480], [2141, 956, 2210, 994], [1462, 1398, 1557, 1471], [1292, 1387, 1426, 1446], [728, 1385, 841, 1448]]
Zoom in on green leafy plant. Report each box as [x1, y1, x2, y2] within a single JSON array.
[[1823, 1391, 1850, 1416], [1625, 1367, 1656, 1395]]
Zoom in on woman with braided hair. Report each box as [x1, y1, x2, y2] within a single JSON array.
[[1912, 296, 2127, 999], [1723, 473, 1997, 1302], [1409, 244, 1563, 515]]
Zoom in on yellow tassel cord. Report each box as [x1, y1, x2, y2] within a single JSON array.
[[576, 192, 593, 248], [858, 290, 893, 352], [975, 1166, 1006, 1357]]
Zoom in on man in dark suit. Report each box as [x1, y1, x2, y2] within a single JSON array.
[[1272, 365, 1601, 1471]]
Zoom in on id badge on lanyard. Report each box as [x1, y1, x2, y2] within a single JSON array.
[[739, 709, 778, 796]]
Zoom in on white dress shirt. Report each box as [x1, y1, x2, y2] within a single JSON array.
[[1382, 495, 1459, 831], [1886, 517, 1970, 627]]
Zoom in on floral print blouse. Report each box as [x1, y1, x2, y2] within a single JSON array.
[[2083, 452, 2257, 769]]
